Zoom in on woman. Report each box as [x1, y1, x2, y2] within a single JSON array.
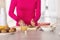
[[9, 0, 41, 26]]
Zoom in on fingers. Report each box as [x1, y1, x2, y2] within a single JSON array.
[[31, 19, 35, 27], [18, 20, 25, 26]]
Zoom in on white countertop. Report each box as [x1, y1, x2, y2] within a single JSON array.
[[0, 23, 60, 40]]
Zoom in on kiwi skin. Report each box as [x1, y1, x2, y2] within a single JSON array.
[[0, 30, 1, 33], [1, 29, 7, 33], [9, 28, 16, 33], [0, 27, 16, 33]]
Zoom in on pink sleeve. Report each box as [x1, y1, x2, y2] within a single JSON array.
[[34, 0, 41, 22], [9, 0, 17, 21]]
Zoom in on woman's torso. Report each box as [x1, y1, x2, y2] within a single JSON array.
[[16, 0, 37, 24]]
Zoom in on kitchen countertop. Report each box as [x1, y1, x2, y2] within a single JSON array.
[[0, 24, 60, 40]]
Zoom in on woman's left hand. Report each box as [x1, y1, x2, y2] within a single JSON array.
[[31, 19, 35, 27]]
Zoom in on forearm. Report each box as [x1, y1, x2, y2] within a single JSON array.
[[34, 0, 41, 22], [9, 0, 17, 21]]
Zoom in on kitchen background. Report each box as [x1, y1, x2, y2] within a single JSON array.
[[5, 0, 59, 27]]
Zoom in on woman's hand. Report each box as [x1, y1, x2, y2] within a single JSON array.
[[18, 20, 25, 26], [31, 19, 35, 27]]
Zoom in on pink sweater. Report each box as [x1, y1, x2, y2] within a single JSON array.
[[9, 0, 41, 26]]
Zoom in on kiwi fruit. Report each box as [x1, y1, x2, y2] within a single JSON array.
[[0, 26, 16, 33], [1, 29, 7, 33], [9, 28, 16, 33]]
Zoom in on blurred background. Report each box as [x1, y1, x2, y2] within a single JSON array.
[[5, 0, 60, 27]]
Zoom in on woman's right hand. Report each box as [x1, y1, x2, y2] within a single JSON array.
[[18, 20, 25, 26]]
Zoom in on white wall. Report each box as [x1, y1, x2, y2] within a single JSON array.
[[6, 0, 16, 27], [57, 0, 60, 18], [39, 0, 57, 24], [56, 0, 60, 24]]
